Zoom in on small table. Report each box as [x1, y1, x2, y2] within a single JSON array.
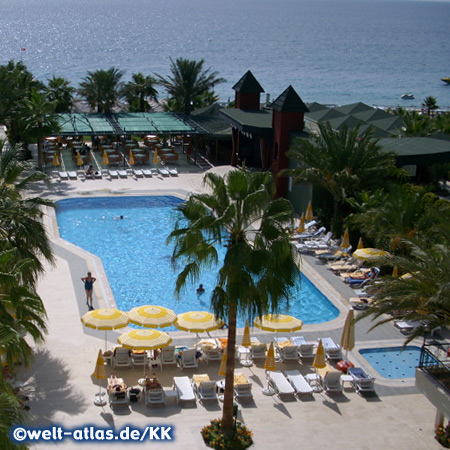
[[165, 390, 178, 406], [341, 374, 354, 389], [238, 346, 252, 367], [305, 373, 322, 392]]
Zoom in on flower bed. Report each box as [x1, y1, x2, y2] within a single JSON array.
[[435, 424, 450, 448], [201, 419, 253, 449]]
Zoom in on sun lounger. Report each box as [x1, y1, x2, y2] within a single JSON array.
[[267, 371, 296, 399], [291, 226, 326, 241], [348, 367, 376, 393], [203, 347, 222, 364], [251, 342, 267, 359], [394, 320, 421, 335], [142, 169, 152, 177], [118, 170, 127, 178], [113, 347, 132, 368], [178, 348, 199, 369], [59, 171, 69, 180], [158, 167, 169, 176], [145, 388, 165, 405], [173, 376, 196, 406], [131, 351, 148, 367], [133, 169, 143, 177], [233, 373, 253, 401], [285, 370, 314, 398], [290, 336, 314, 358], [167, 167, 178, 176], [67, 171, 77, 179], [322, 370, 343, 393], [94, 171, 102, 179], [192, 374, 217, 402], [321, 337, 342, 360], [109, 170, 119, 178], [160, 346, 177, 367], [107, 376, 128, 405], [349, 296, 373, 310]]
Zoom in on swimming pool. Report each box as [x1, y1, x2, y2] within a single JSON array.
[[359, 346, 431, 379], [55, 196, 339, 327]]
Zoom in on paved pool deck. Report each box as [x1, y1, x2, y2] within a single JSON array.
[[17, 166, 444, 449]]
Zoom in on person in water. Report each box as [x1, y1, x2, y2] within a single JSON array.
[[81, 272, 96, 309], [196, 284, 205, 295]]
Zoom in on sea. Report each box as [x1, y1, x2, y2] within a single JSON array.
[[0, 0, 449, 109]]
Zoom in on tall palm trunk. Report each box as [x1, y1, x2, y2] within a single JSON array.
[[221, 303, 237, 437]]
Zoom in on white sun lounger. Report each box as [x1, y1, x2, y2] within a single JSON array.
[[158, 167, 170, 176], [67, 171, 77, 179], [109, 170, 119, 178], [285, 370, 314, 397], [59, 171, 69, 180], [167, 167, 178, 176], [117, 170, 128, 178], [133, 169, 143, 177], [322, 370, 343, 393], [142, 169, 152, 177], [321, 337, 342, 360], [192, 374, 217, 402], [348, 367, 376, 393], [173, 376, 196, 406], [267, 371, 296, 399]]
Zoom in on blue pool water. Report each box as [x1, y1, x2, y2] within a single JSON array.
[[359, 346, 428, 380], [55, 196, 339, 327]]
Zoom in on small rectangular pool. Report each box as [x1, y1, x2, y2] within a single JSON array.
[[359, 346, 426, 379]]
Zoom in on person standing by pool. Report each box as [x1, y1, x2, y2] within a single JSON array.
[[81, 272, 96, 309]]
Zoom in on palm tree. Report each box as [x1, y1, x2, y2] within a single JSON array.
[[422, 96, 439, 116], [282, 122, 399, 233], [19, 90, 60, 169], [45, 76, 75, 113], [78, 67, 124, 113], [121, 72, 158, 112], [156, 58, 225, 115], [348, 184, 427, 252], [357, 238, 450, 343], [167, 169, 300, 438], [0, 140, 55, 283]]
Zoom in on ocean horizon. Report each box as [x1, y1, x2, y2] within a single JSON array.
[[1, 0, 449, 109]]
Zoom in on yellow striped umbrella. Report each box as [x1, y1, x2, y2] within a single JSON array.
[[52, 151, 60, 166], [313, 339, 327, 369], [92, 349, 107, 405], [305, 201, 314, 221], [264, 342, 276, 371], [128, 305, 176, 328], [102, 151, 109, 165], [353, 248, 390, 261], [296, 213, 305, 233], [81, 308, 129, 350], [76, 151, 84, 166], [117, 329, 172, 350], [241, 319, 251, 347], [340, 309, 355, 360], [254, 314, 303, 333], [357, 237, 364, 250], [341, 228, 350, 249], [218, 348, 227, 376], [129, 150, 135, 165], [175, 311, 224, 333], [153, 150, 160, 164]]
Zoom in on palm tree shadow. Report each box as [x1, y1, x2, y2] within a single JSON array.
[[22, 348, 87, 426]]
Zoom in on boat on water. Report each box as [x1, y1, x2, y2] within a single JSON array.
[[401, 93, 415, 100], [442, 78, 450, 84]]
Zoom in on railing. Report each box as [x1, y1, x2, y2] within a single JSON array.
[[418, 343, 450, 394]]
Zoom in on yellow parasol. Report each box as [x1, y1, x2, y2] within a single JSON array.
[[341, 228, 350, 249], [153, 150, 160, 164], [52, 151, 60, 166], [92, 349, 107, 406], [296, 213, 305, 233], [117, 328, 172, 350], [81, 308, 129, 351], [241, 319, 251, 347], [254, 314, 303, 333], [129, 150, 135, 165], [353, 248, 390, 261], [76, 151, 83, 167], [340, 309, 355, 361], [357, 237, 364, 250], [313, 339, 327, 369], [128, 305, 176, 328], [305, 201, 314, 221], [175, 311, 224, 334], [218, 348, 227, 377], [102, 151, 109, 165], [264, 341, 277, 371]]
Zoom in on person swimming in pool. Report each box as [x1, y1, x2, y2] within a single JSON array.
[[81, 271, 96, 309], [196, 284, 205, 295]]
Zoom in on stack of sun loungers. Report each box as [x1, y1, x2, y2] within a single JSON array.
[[321, 337, 342, 360]]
